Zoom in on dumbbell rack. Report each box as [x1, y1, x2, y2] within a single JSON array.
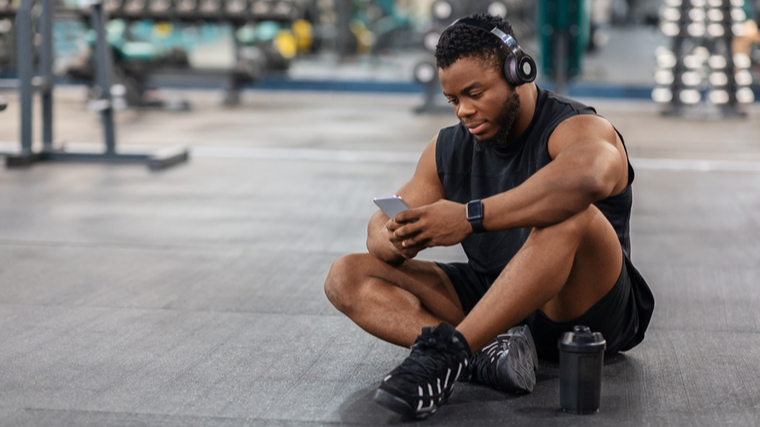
[[1, 0, 189, 170], [653, 0, 755, 118], [95, 0, 301, 23]]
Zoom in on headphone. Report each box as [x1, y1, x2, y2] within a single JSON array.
[[449, 17, 537, 86]]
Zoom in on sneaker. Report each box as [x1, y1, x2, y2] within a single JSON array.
[[373, 323, 472, 419], [464, 324, 538, 393]]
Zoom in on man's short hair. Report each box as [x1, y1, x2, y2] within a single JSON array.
[[435, 13, 517, 78]]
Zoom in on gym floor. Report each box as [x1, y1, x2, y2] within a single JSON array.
[[1, 87, 760, 426]]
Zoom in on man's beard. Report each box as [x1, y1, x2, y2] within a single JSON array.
[[475, 93, 521, 150]]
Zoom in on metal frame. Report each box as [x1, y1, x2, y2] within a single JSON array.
[[1, 0, 189, 170], [414, 78, 451, 114]]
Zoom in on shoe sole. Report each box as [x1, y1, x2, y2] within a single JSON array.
[[373, 389, 438, 419]]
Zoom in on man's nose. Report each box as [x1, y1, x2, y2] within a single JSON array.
[[456, 99, 476, 118]]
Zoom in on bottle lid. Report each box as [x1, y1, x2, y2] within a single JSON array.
[[558, 325, 606, 354]]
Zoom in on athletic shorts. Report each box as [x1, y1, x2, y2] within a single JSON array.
[[436, 255, 653, 361]]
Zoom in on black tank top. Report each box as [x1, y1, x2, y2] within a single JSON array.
[[436, 87, 655, 353], [436, 86, 634, 277]]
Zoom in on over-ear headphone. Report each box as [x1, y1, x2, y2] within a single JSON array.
[[449, 17, 537, 86]]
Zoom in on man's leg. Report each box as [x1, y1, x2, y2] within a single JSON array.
[[328, 205, 623, 419], [324, 254, 466, 348], [457, 204, 623, 352]]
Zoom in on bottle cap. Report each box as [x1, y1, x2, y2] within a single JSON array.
[[558, 325, 606, 354]]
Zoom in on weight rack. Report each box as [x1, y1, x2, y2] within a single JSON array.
[[1, 0, 189, 170]]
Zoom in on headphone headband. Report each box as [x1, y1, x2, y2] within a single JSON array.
[[448, 16, 536, 86], [451, 17, 522, 56]]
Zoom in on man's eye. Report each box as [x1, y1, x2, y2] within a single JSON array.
[[470, 92, 482, 98], [447, 99, 458, 104]]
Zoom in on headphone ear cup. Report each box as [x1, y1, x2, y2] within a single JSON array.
[[517, 55, 537, 84], [504, 54, 521, 86], [504, 53, 537, 86]]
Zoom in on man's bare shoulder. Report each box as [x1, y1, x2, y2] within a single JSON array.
[[547, 114, 620, 159]]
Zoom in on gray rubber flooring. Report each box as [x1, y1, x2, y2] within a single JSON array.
[[1, 89, 760, 426]]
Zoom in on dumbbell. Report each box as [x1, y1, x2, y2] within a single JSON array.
[[225, 0, 248, 14], [430, 0, 460, 25], [123, 0, 147, 15], [251, 0, 271, 16], [148, 0, 172, 15], [175, 0, 198, 14], [104, 0, 124, 13]]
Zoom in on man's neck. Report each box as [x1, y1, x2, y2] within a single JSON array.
[[507, 83, 538, 141]]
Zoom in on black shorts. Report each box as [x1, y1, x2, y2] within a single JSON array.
[[436, 255, 654, 361]]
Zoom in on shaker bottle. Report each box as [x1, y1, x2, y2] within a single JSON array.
[[558, 325, 606, 414]]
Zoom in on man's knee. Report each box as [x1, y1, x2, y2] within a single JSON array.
[[529, 206, 597, 246], [324, 253, 366, 314]]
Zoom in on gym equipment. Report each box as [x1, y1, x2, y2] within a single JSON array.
[[654, 0, 753, 118], [95, 0, 303, 23], [67, 0, 304, 107], [0, 0, 16, 16], [48, 0, 309, 108], [65, 20, 197, 110], [0, 18, 14, 73], [0, 0, 189, 170], [307, 0, 421, 57], [537, 0, 590, 95], [431, 0, 462, 25], [412, 60, 450, 113]]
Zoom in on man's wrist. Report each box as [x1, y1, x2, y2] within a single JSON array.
[[466, 200, 487, 233]]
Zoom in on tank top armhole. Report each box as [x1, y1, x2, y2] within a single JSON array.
[[614, 128, 635, 186], [435, 130, 444, 187]]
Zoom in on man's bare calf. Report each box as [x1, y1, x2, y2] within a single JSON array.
[[324, 254, 464, 348]]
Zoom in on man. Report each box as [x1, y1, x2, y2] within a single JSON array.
[[324, 13, 654, 419]]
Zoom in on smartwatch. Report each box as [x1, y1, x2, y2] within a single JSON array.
[[466, 200, 486, 233]]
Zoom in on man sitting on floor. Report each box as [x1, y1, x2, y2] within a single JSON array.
[[323, 13, 654, 419]]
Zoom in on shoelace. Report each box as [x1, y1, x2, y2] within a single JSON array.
[[394, 330, 458, 385]]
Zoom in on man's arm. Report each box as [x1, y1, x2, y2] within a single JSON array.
[[481, 114, 628, 231], [392, 114, 628, 246], [366, 135, 446, 263]]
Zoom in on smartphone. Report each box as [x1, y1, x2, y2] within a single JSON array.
[[373, 195, 412, 220]]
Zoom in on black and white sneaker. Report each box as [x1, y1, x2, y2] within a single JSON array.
[[465, 325, 538, 393], [373, 323, 472, 419]]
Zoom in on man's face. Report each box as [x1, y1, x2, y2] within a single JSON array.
[[439, 56, 520, 147]]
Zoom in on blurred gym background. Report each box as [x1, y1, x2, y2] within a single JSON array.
[[0, 0, 757, 118], [1, 2, 760, 425]]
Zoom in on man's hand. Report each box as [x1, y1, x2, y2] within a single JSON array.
[[386, 219, 426, 259], [390, 199, 473, 251]]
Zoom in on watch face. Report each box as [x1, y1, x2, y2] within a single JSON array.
[[467, 200, 483, 220]]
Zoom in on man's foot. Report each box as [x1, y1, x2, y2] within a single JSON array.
[[464, 325, 538, 393], [373, 323, 472, 419]]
